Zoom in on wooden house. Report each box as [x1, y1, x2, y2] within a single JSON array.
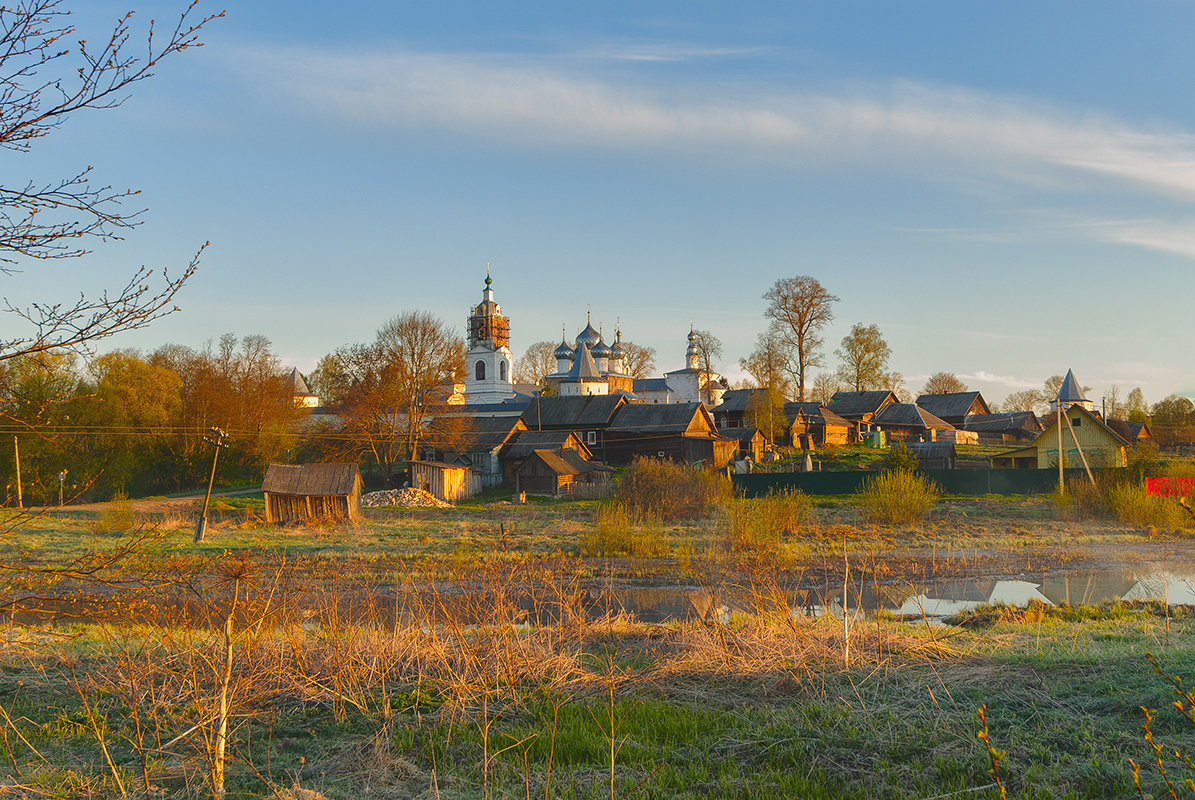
[[604, 402, 737, 467], [424, 415, 527, 487], [1105, 418, 1152, 446], [991, 404, 1130, 469], [829, 390, 898, 424], [498, 430, 595, 486], [915, 392, 990, 426], [871, 403, 955, 442], [718, 427, 767, 461], [962, 412, 1042, 445], [711, 388, 768, 430], [410, 460, 480, 502], [513, 449, 613, 498], [262, 463, 362, 523], [519, 394, 630, 462], [784, 402, 855, 448]]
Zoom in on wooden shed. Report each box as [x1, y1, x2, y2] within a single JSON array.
[[410, 460, 480, 503], [262, 463, 363, 523], [514, 449, 614, 498]]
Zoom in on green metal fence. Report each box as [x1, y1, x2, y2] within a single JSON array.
[[732, 468, 1113, 497]]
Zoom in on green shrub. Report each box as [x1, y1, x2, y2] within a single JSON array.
[[724, 488, 813, 554], [1106, 482, 1190, 530], [613, 457, 731, 521], [92, 489, 134, 534], [1054, 476, 1112, 520], [857, 469, 940, 524], [580, 500, 667, 557], [884, 441, 920, 472]]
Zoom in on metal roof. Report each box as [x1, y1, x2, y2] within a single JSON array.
[[783, 402, 853, 428], [608, 402, 711, 433], [520, 394, 628, 429], [872, 403, 954, 430], [915, 391, 988, 420], [829, 390, 897, 417], [500, 430, 592, 460], [564, 343, 603, 381], [962, 412, 1042, 433], [1057, 369, 1088, 402], [262, 463, 361, 496], [711, 388, 768, 414]]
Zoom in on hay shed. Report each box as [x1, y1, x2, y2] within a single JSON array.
[[410, 460, 480, 503], [262, 463, 363, 523]]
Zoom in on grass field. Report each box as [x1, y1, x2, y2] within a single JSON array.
[[3, 476, 1195, 798]]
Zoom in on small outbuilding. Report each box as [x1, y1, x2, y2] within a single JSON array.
[[262, 463, 363, 523], [514, 449, 614, 498], [410, 460, 480, 503]]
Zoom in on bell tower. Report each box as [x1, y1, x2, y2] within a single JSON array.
[[464, 269, 515, 404]]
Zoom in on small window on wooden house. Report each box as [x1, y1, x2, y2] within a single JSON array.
[[587, 431, 597, 445], [476, 361, 486, 381], [1072, 417, 1081, 427]]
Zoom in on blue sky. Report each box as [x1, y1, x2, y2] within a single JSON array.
[[11, 2, 1195, 405]]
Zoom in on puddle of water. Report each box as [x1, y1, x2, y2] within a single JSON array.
[[12, 568, 1195, 629]]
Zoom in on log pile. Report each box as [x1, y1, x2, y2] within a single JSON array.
[[361, 488, 452, 509]]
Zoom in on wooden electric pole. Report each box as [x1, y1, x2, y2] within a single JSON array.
[[13, 436, 21, 509], [194, 428, 228, 543]]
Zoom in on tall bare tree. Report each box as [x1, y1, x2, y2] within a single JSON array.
[[920, 371, 968, 395], [0, 2, 221, 362], [762, 276, 838, 401], [811, 371, 841, 406], [835, 323, 890, 392], [739, 327, 794, 399], [513, 340, 557, 386], [330, 312, 464, 484], [620, 341, 656, 379], [690, 329, 723, 406]]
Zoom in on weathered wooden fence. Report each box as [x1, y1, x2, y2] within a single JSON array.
[[733, 468, 1117, 497]]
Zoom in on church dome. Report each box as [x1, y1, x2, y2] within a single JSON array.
[[554, 339, 574, 359], [592, 337, 612, 359], [576, 322, 601, 349]]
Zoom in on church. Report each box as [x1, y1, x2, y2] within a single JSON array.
[[462, 273, 725, 408]]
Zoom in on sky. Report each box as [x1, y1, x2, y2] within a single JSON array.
[[7, 1, 1195, 407]]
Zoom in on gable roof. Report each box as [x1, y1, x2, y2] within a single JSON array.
[[499, 430, 593, 461], [262, 463, 360, 496], [1038, 404, 1131, 447], [962, 412, 1042, 433], [525, 448, 611, 476], [829, 390, 897, 417], [1057, 369, 1088, 402], [632, 377, 670, 393], [520, 394, 628, 430], [718, 426, 766, 446], [915, 391, 989, 420], [872, 403, 954, 430], [711, 388, 769, 414], [608, 402, 713, 434], [428, 415, 526, 451], [783, 402, 853, 428], [1104, 418, 1150, 443]]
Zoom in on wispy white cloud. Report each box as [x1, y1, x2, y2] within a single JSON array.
[[960, 370, 1040, 389], [232, 45, 1195, 204], [581, 42, 765, 62]]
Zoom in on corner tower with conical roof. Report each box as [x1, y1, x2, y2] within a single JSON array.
[[464, 270, 516, 404]]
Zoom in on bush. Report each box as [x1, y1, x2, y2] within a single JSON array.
[[857, 470, 940, 524], [1106, 482, 1190, 530], [613, 457, 731, 521], [724, 488, 812, 554], [1054, 476, 1111, 521], [884, 442, 920, 472], [92, 489, 134, 534], [580, 500, 667, 557]]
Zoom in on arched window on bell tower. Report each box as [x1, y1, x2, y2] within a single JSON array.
[[476, 360, 486, 381], [500, 361, 507, 381]]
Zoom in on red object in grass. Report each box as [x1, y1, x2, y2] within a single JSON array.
[[1145, 476, 1195, 497]]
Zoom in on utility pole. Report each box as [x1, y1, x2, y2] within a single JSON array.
[[1057, 392, 1064, 494], [194, 428, 229, 543], [58, 470, 68, 507], [13, 436, 21, 509]]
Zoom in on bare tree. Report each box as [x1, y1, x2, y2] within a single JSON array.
[[0, 2, 222, 362], [762, 276, 838, 401], [513, 340, 556, 386], [1000, 389, 1044, 413], [835, 323, 890, 392], [920, 371, 968, 395], [811, 371, 841, 406], [330, 312, 464, 484], [690, 329, 723, 405], [739, 327, 794, 399], [620, 341, 656, 378]]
